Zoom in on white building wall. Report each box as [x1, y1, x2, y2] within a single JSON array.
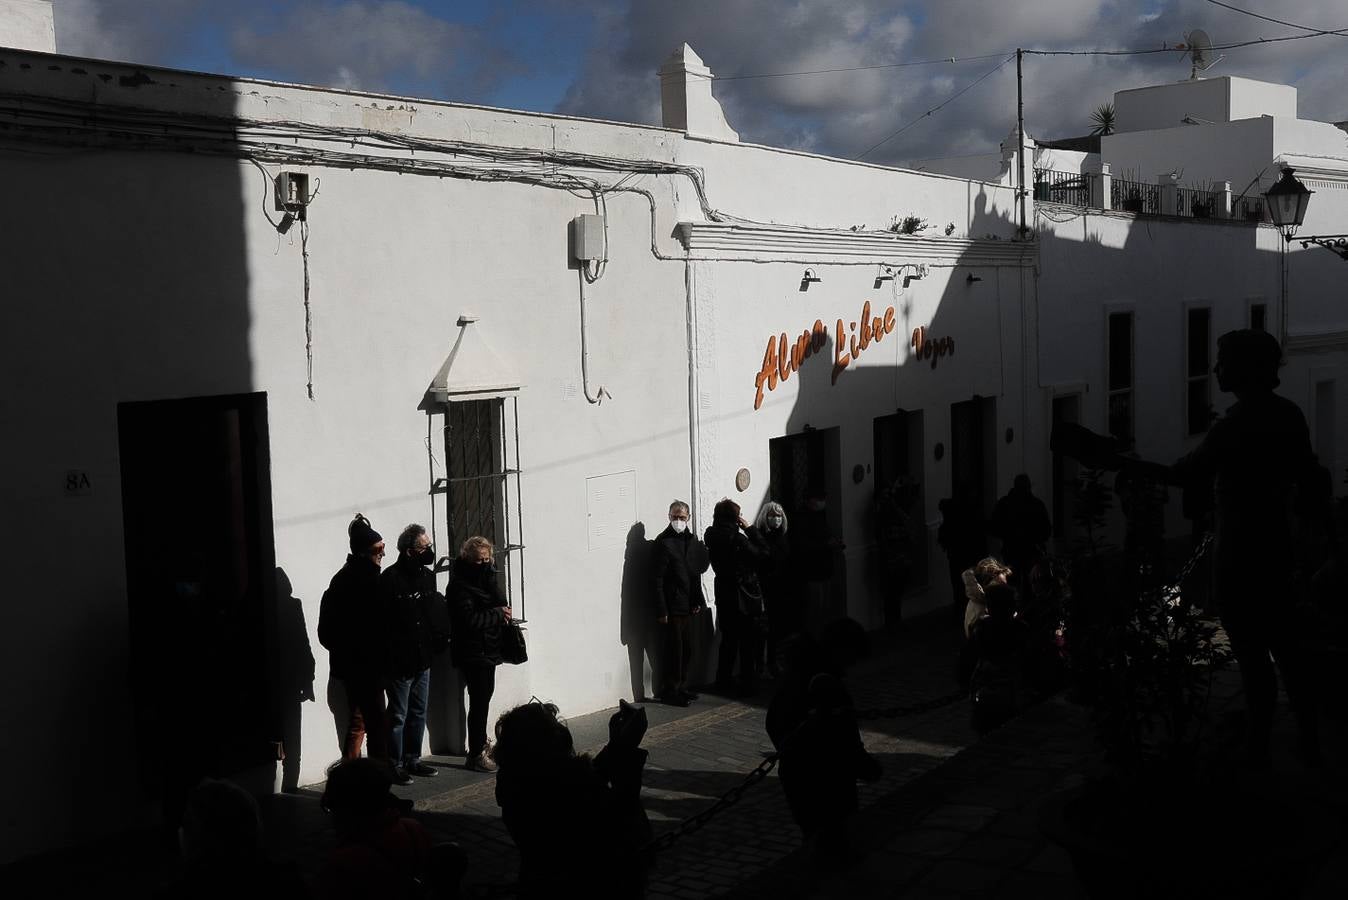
[[1113, 76, 1296, 133], [0, 47, 1037, 862]]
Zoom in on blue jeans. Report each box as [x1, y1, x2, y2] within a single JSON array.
[[387, 669, 430, 766]]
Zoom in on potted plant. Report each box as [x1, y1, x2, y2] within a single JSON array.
[[1040, 468, 1341, 898]]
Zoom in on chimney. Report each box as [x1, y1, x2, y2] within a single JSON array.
[[0, 0, 55, 53], [658, 44, 739, 142]]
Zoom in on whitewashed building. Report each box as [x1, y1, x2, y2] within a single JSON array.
[[1, 10, 1035, 862], [2, 2, 1343, 864]]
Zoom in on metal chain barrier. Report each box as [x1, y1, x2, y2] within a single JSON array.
[[638, 687, 968, 855]]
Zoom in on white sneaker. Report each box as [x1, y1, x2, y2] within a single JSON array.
[[467, 752, 497, 773]]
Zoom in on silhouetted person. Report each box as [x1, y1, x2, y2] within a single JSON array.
[[755, 501, 798, 675], [989, 474, 1051, 592], [620, 522, 657, 702], [319, 514, 390, 760], [766, 618, 881, 870], [447, 536, 512, 773], [938, 494, 988, 623], [651, 501, 709, 705], [792, 492, 845, 635], [968, 583, 1029, 735], [1160, 329, 1326, 767], [155, 778, 308, 899], [275, 568, 316, 793], [316, 759, 466, 900], [381, 524, 451, 784], [492, 700, 653, 899], [1022, 559, 1069, 696], [706, 498, 768, 694], [956, 557, 1013, 691], [874, 479, 919, 633]]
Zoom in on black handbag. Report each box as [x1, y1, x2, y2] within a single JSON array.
[[500, 620, 528, 665]]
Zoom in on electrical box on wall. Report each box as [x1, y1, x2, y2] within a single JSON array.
[[570, 214, 605, 263], [275, 172, 310, 218]]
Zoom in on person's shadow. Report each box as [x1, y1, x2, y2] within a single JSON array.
[[273, 567, 315, 793], [621, 522, 657, 701]]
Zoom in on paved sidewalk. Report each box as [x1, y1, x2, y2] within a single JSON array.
[[10, 607, 1346, 898]]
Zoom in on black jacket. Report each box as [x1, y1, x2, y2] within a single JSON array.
[[448, 559, 509, 667], [318, 555, 386, 680], [704, 521, 767, 608], [380, 554, 451, 678], [651, 526, 710, 618]]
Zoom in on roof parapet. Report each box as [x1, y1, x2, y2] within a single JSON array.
[[658, 43, 738, 143]]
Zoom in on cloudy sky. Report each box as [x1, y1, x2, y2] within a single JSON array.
[[50, 1, 1348, 164]]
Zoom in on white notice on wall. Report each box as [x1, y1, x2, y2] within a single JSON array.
[[585, 470, 638, 551]]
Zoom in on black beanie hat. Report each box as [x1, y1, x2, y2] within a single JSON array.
[[348, 514, 383, 554]]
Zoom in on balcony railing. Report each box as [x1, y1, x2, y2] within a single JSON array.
[[1031, 169, 1263, 223], [1033, 169, 1092, 208], [1109, 177, 1162, 216]]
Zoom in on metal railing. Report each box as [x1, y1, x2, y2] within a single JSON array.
[[1110, 178, 1162, 216], [1177, 187, 1220, 219], [1034, 169, 1092, 208]]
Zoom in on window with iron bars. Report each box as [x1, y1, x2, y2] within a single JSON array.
[[431, 397, 527, 620], [1107, 311, 1135, 447]]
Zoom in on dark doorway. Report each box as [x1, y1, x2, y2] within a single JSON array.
[[118, 392, 278, 818], [769, 427, 846, 626], [873, 409, 928, 587], [950, 395, 998, 517], [1051, 394, 1082, 546]]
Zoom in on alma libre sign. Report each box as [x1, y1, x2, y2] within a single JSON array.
[[753, 301, 954, 410]]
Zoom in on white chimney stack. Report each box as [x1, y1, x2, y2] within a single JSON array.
[[658, 44, 739, 143], [0, 0, 55, 53]]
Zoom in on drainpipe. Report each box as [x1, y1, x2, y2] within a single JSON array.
[[683, 253, 703, 534]]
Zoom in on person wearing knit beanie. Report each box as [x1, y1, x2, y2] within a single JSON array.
[[319, 514, 390, 761]]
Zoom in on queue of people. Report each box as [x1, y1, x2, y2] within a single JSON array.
[[621, 495, 841, 705], [317, 516, 510, 781]]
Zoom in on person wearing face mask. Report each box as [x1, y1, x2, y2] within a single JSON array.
[[651, 500, 710, 706], [380, 524, 452, 784], [319, 514, 391, 761], [755, 501, 797, 677], [448, 536, 512, 773], [706, 498, 770, 695]]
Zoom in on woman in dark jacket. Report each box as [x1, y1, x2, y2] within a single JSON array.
[[705, 498, 768, 694], [447, 536, 512, 773], [754, 501, 798, 677]]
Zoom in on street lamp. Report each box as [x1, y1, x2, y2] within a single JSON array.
[[1263, 167, 1313, 344], [1264, 167, 1312, 236]]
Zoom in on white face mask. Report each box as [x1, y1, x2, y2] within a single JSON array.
[[670, 519, 689, 533], [767, 516, 784, 528]]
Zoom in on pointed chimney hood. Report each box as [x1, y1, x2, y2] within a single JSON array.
[[418, 316, 522, 410]]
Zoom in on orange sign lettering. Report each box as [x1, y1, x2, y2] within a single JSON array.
[[754, 302, 901, 409], [911, 326, 955, 369]]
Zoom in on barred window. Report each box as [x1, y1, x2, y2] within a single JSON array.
[[1107, 311, 1134, 447], [431, 396, 527, 619], [1186, 307, 1212, 436]]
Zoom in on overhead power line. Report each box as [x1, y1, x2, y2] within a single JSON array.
[[855, 54, 1016, 161], [1202, 0, 1348, 39], [716, 52, 1013, 83]]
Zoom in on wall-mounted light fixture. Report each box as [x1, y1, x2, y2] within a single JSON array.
[[800, 268, 822, 291], [902, 264, 929, 288], [966, 273, 983, 284], [873, 265, 896, 289]]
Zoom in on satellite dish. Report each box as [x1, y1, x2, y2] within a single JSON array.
[[1184, 29, 1222, 80]]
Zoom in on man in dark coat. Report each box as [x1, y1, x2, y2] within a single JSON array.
[[381, 523, 451, 783], [705, 498, 768, 694], [651, 500, 710, 706], [448, 536, 512, 773], [318, 514, 390, 760], [989, 474, 1051, 591]]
